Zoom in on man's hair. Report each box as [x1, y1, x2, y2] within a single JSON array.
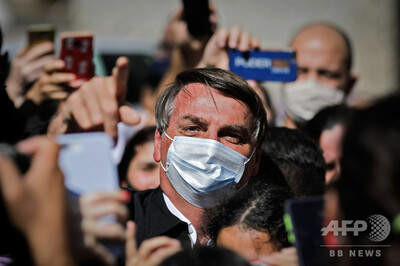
[[334, 93, 400, 264], [160, 246, 251, 266], [0, 24, 9, 86], [305, 104, 354, 142], [206, 179, 292, 251], [262, 127, 325, 197], [155, 68, 267, 147]]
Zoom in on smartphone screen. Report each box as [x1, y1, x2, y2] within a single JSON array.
[[284, 196, 329, 266]]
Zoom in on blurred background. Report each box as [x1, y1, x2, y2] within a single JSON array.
[[1, 0, 399, 104]]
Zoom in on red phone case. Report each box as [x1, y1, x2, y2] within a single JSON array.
[[59, 32, 94, 81]]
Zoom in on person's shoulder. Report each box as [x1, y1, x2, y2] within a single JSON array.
[[123, 186, 162, 205]]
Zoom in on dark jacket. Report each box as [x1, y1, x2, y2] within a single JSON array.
[[128, 186, 193, 249]]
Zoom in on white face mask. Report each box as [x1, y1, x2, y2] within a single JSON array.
[[283, 79, 345, 125], [160, 132, 254, 208]]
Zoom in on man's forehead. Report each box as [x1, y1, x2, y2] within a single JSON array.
[[171, 83, 252, 125], [175, 82, 246, 108], [291, 25, 349, 68]]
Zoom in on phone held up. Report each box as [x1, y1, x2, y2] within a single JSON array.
[[27, 23, 55, 50], [229, 49, 297, 82], [59, 31, 94, 81]]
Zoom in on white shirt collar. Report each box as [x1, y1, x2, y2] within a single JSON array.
[[162, 192, 197, 245]]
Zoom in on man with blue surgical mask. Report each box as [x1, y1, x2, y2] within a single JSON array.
[[282, 23, 357, 129], [150, 67, 266, 246], [76, 68, 266, 262]]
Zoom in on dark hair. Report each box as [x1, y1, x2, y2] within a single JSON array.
[[206, 180, 292, 251], [336, 93, 400, 226], [118, 126, 156, 185], [155, 68, 267, 147], [0, 24, 9, 86], [333, 93, 400, 265], [305, 104, 354, 142], [159, 246, 250, 266], [262, 127, 325, 197]]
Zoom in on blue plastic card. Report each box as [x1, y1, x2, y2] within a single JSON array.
[[229, 49, 297, 82]]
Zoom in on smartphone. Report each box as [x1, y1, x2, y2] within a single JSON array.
[[57, 132, 119, 195], [182, 0, 213, 37], [59, 31, 94, 81], [284, 196, 329, 266], [229, 49, 297, 82], [27, 23, 55, 50]]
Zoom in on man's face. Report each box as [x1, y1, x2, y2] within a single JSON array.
[[154, 82, 258, 190], [291, 29, 353, 93], [319, 124, 344, 184]]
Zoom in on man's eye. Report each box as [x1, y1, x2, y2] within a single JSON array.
[[326, 162, 335, 171], [187, 126, 199, 131], [319, 70, 340, 80], [223, 134, 243, 144], [183, 126, 201, 135], [142, 163, 157, 171], [297, 67, 308, 75]]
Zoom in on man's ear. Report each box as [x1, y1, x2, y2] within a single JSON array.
[[345, 73, 358, 96], [153, 129, 162, 162]]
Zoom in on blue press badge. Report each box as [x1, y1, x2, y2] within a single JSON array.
[[229, 49, 297, 82]]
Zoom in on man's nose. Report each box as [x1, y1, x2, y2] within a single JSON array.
[[204, 131, 219, 142], [303, 70, 319, 81]]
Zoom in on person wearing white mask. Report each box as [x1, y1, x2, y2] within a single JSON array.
[[282, 23, 357, 129]]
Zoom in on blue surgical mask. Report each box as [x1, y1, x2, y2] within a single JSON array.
[[160, 132, 254, 208]]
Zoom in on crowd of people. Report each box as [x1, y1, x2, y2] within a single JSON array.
[[0, 3, 399, 266]]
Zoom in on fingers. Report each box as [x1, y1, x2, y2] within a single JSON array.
[[99, 78, 119, 140], [136, 237, 181, 265], [17, 136, 60, 181], [146, 244, 181, 266], [258, 247, 298, 266], [44, 59, 65, 73], [79, 190, 129, 220], [65, 90, 92, 130], [228, 25, 241, 49], [23, 54, 56, 83], [49, 57, 129, 137], [214, 27, 229, 48], [0, 155, 24, 205], [113, 56, 130, 103], [119, 105, 141, 126], [80, 78, 104, 126], [82, 219, 126, 240], [23, 42, 54, 62], [83, 200, 128, 221], [125, 221, 138, 262], [80, 191, 126, 208], [80, 191, 129, 244]]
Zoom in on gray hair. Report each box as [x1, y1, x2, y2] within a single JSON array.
[[155, 68, 267, 147]]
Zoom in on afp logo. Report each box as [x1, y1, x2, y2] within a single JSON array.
[[321, 214, 391, 242]]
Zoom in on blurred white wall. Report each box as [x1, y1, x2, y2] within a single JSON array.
[[1, 0, 398, 101]]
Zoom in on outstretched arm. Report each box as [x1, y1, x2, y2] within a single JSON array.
[[47, 57, 140, 142]]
